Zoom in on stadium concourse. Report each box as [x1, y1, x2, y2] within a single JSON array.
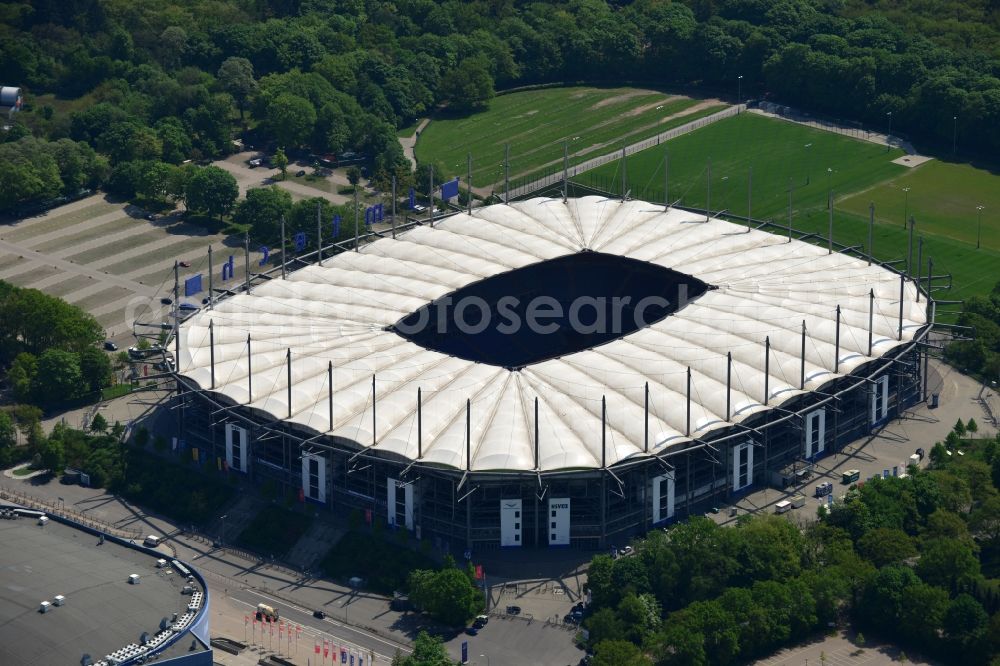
[[169, 196, 930, 550]]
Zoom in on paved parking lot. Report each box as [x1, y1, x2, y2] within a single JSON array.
[[0, 195, 248, 341]]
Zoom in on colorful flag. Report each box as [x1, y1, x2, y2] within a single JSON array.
[[315, 643, 321, 655]]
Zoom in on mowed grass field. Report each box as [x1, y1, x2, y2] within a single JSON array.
[[578, 113, 1000, 304], [414, 86, 726, 186]]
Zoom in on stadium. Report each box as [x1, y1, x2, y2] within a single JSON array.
[[171, 195, 930, 550], [0, 504, 211, 665]]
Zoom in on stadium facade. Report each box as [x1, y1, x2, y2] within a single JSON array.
[[171, 196, 930, 550]]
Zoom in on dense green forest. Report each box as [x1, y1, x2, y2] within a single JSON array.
[[584, 420, 1000, 665], [1, 0, 1000, 213]]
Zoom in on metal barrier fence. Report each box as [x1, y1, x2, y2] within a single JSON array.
[[0, 484, 143, 540]]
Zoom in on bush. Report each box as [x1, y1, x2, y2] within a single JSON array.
[[117, 450, 235, 527], [235, 505, 313, 557], [320, 531, 436, 594]]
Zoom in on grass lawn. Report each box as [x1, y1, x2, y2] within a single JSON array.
[[838, 160, 1000, 252], [576, 112, 1000, 304], [415, 86, 720, 186], [287, 172, 335, 194], [236, 505, 313, 558], [12, 464, 37, 476], [320, 530, 436, 594], [397, 119, 422, 138]]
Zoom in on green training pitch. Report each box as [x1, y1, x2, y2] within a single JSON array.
[[838, 160, 1000, 253], [576, 113, 1000, 303], [414, 86, 724, 187]]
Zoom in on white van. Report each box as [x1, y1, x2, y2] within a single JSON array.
[[775, 500, 792, 514], [143, 535, 161, 548]]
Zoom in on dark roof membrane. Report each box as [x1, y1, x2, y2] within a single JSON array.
[[392, 251, 710, 368]]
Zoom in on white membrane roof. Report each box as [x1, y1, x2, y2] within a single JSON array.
[[177, 196, 927, 472]]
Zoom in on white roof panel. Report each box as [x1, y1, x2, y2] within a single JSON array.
[[177, 197, 927, 472]]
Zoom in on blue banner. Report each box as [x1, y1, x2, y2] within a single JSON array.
[[365, 207, 372, 226], [409, 187, 415, 209], [183, 274, 202, 297], [332, 214, 341, 238], [461, 641, 468, 664], [440, 178, 460, 200], [258, 246, 269, 266], [294, 232, 306, 252], [376, 203, 384, 222]]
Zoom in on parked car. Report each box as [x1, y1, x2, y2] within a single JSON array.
[[178, 261, 191, 268], [296, 169, 306, 177], [160, 297, 173, 305], [313, 610, 326, 619], [146, 213, 156, 221], [178, 303, 199, 311], [473, 614, 488, 628], [506, 605, 521, 615], [248, 158, 263, 168], [915, 447, 925, 460], [618, 545, 634, 556], [465, 626, 478, 636], [103, 341, 118, 351]]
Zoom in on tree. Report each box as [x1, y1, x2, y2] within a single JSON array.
[[217, 57, 256, 123], [268, 94, 317, 149], [346, 166, 362, 187], [407, 563, 482, 626], [585, 607, 626, 645], [968, 418, 978, 434], [136, 161, 176, 201], [0, 412, 15, 450], [233, 186, 293, 241], [90, 412, 108, 433], [439, 57, 495, 112], [856, 528, 917, 567], [955, 419, 967, 436], [185, 166, 238, 220], [155, 117, 193, 165], [40, 437, 65, 473], [592, 639, 652, 666], [396, 631, 453, 666], [32, 348, 83, 404], [944, 594, 989, 663], [916, 538, 981, 593], [898, 582, 949, 650], [8, 352, 38, 402], [273, 148, 289, 180]]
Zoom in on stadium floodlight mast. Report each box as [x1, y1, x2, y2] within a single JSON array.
[[868, 202, 875, 265], [705, 158, 711, 222], [886, 111, 893, 151], [737, 74, 743, 103], [902, 186, 910, 228], [953, 115, 958, 155], [787, 177, 793, 242], [977, 205, 985, 249], [803, 143, 812, 184]]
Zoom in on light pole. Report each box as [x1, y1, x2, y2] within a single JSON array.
[[977, 205, 984, 250], [220, 513, 228, 546], [886, 111, 893, 151], [804, 143, 812, 185], [826, 167, 833, 209], [737, 75, 743, 103], [952, 115, 958, 155], [902, 187, 910, 228]]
